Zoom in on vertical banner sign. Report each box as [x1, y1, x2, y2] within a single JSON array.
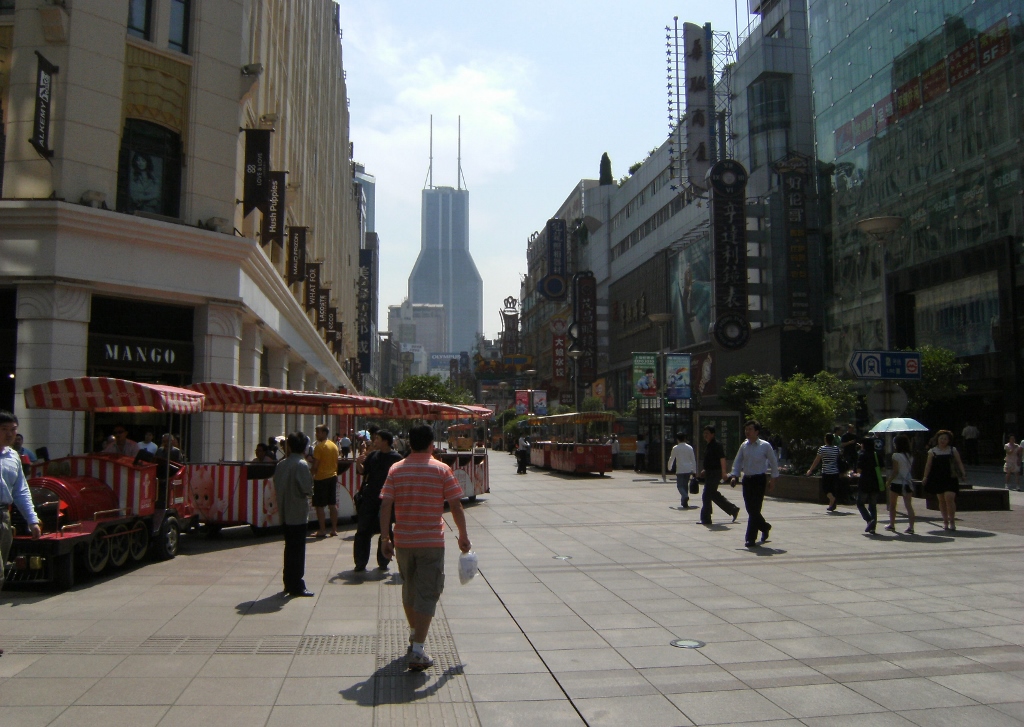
[[326, 307, 337, 349], [551, 318, 567, 383], [449, 358, 459, 383], [980, 18, 1011, 68], [632, 353, 659, 398], [537, 218, 568, 301], [317, 288, 330, 330], [304, 262, 321, 313], [683, 22, 712, 188], [772, 154, 812, 328], [532, 390, 548, 416], [333, 322, 343, 355], [514, 390, 530, 415], [261, 172, 286, 247], [357, 250, 373, 376], [243, 129, 271, 216], [500, 297, 519, 358], [708, 159, 751, 350], [30, 52, 59, 159], [287, 227, 307, 284], [665, 353, 692, 400], [572, 272, 598, 383]]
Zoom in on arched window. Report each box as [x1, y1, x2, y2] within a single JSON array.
[[116, 118, 182, 217]]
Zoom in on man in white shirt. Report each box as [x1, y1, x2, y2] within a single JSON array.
[[729, 419, 780, 548], [139, 432, 159, 455], [667, 432, 697, 508], [0, 411, 42, 596]]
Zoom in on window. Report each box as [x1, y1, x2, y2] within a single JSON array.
[[127, 0, 151, 40], [0, 0, 14, 15], [169, 0, 190, 53], [116, 119, 182, 218]]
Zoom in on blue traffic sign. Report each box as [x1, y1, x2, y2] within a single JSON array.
[[848, 350, 922, 380]]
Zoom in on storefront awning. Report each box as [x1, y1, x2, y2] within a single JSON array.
[[527, 411, 616, 426], [185, 383, 391, 415], [389, 399, 476, 421], [24, 377, 206, 414]]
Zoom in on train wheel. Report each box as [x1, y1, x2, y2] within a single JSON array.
[[128, 520, 149, 562], [108, 523, 131, 568], [80, 528, 110, 575], [152, 518, 179, 561]]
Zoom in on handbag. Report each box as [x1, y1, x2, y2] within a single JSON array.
[[688, 476, 699, 495]]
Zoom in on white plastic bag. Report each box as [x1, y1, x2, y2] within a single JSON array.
[[458, 550, 479, 585]]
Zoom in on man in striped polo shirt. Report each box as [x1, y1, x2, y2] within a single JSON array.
[[380, 424, 471, 671]]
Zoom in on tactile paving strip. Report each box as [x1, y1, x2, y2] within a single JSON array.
[[0, 634, 376, 655]]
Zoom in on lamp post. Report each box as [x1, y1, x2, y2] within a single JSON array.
[[567, 349, 582, 443], [648, 312, 674, 483], [855, 216, 904, 349]]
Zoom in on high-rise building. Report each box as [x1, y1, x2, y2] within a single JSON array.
[[810, 0, 1024, 435], [408, 185, 483, 354]]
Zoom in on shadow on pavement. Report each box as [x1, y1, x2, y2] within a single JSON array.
[[747, 546, 787, 556], [328, 569, 397, 586], [235, 592, 287, 615], [339, 656, 465, 706]]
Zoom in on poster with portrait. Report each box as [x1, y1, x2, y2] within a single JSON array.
[[632, 353, 658, 398], [665, 354, 691, 400], [669, 239, 713, 349], [515, 390, 529, 415], [128, 151, 164, 213], [531, 390, 547, 416]]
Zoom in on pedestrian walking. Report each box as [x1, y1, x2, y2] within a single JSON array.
[[379, 425, 471, 671], [961, 422, 980, 466], [885, 434, 916, 534], [274, 431, 314, 598], [634, 435, 647, 472], [728, 420, 779, 548], [839, 423, 859, 472], [310, 424, 340, 538], [339, 432, 352, 459], [697, 425, 739, 525], [353, 429, 403, 572], [667, 432, 696, 509], [921, 429, 967, 531], [855, 437, 885, 534], [0, 411, 42, 597], [806, 433, 842, 512], [516, 434, 529, 474], [1004, 433, 1021, 491]]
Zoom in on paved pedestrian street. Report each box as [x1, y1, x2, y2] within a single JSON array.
[[2, 459, 1023, 727]]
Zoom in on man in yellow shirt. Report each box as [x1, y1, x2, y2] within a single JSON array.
[[311, 424, 340, 538]]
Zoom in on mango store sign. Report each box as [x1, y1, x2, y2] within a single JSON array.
[[88, 334, 193, 373]]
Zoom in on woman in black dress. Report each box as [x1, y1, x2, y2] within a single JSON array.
[[921, 429, 967, 531]]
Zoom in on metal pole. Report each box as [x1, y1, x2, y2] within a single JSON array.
[[880, 240, 890, 349], [659, 324, 667, 483]]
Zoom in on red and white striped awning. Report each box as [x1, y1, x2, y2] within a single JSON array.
[[390, 399, 475, 420], [24, 377, 206, 414], [185, 383, 391, 415], [461, 405, 495, 419]]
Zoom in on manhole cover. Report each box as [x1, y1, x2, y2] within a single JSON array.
[[503, 520, 518, 524], [670, 639, 705, 649], [552, 555, 572, 560]]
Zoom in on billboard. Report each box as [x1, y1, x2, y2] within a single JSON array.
[[515, 390, 530, 415], [665, 354, 692, 400], [632, 353, 658, 398], [669, 237, 713, 349], [531, 390, 548, 416]]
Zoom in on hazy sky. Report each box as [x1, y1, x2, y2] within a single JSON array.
[[337, 1, 753, 340]]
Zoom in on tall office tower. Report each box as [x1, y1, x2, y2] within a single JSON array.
[[408, 120, 483, 356]]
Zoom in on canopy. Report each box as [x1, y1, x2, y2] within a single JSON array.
[[185, 383, 390, 415], [868, 417, 929, 434], [24, 377, 205, 414], [389, 399, 475, 421], [461, 405, 495, 419], [528, 411, 616, 426]]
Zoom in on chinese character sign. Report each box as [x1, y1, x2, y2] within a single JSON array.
[[708, 160, 751, 350], [683, 22, 713, 188], [357, 249, 374, 375], [552, 332, 567, 382], [665, 354, 691, 400], [538, 219, 568, 301], [633, 353, 659, 399], [572, 272, 598, 383], [772, 154, 812, 328]]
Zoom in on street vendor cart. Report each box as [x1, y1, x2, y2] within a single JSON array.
[[10, 377, 205, 589]]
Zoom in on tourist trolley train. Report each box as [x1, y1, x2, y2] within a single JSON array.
[[527, 412, 615, 475]]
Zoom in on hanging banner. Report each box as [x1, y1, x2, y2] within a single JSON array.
[[326, 307, 337, 346], [773, 154, 813, 329], [261, 171, 286, 247], [287, 227, 307, 284], [683, 22, 713, 188], [980, 18, 1011, 68], [537, 218, 568, 301], [357, 249, 373, 376], [633, 353, 658, 398], [665, 353, 692, 400], [332, 322, 343, 355], [572, 272, 598, 384], [243, 129, 271, 216], [317, 287, 330, 330], [30, 52, 59, 159], [531, 390, 548, 416], [304, 262, 321, 313], [708, 159, 751, 350]]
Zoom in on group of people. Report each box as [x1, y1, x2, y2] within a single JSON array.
[[271, 422, 470, 672]]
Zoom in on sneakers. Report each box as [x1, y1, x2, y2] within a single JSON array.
[[407, 651, 434, 671], [884, 524, 895, 532], [904, 526, 915, 535]]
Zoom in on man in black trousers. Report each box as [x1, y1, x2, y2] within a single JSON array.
[[274, 431, 314, 597], [729, 420, 780, 548], [697, 425, 740, 525], [353, 429, 403, 572]]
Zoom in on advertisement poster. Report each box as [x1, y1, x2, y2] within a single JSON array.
[[515, 390, 530, 415], [665, 354, 692, 400], [531, 390, 548, 416], [669, 239, 713, 349], [633, 353, 658, 398]]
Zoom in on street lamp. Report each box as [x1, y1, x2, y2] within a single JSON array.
[[855, 216, 904, 349], [649, 312, 674, 483], [567, 349, 582, 443]]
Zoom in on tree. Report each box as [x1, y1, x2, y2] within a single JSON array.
[[718, 373, 777, 417], [391, 374, 474, 405], [901, 345, 967, 419], [580, 396, 604, 412], [599, 152, 613, 185], [810, 371, 858, 420]]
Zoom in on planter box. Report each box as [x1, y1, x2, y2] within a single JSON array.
[[925, 487, 1010, 512], [772, 475, 826, 503]]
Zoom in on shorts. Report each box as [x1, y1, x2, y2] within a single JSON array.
[[890, 481, 914, 496], [1004, 462, 1020, 474], [821, 473, 839, 496], [312, 476, 338, 507], [395, 547, 445, 616]]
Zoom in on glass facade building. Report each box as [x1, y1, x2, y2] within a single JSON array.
[[810, 0, 1024, 434]]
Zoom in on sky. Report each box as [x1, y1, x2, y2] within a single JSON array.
[[337, 1, 754, 341]]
